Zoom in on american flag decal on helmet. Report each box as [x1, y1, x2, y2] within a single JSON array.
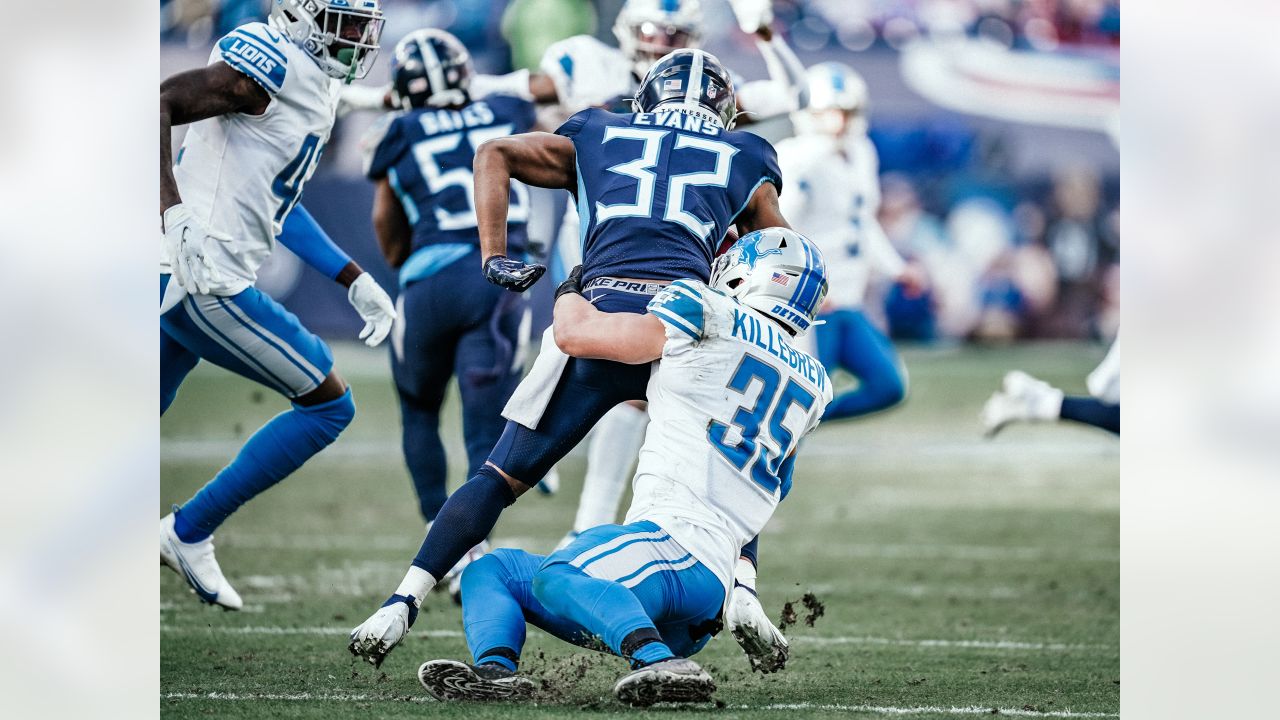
[[771, 272, 790, 286]]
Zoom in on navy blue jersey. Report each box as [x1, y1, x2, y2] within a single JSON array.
[[556, 108, 783, 284], [365, 95, 536, 253]]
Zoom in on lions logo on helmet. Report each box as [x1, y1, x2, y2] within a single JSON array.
[[711, 228, 828, 334], [391, 29, 474, 110], [633, 48, 737, 129], [269, 0, 385, 82]]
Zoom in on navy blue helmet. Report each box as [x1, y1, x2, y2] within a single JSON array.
[[632, 49, 737, 129], [391, 29, 473, 110]]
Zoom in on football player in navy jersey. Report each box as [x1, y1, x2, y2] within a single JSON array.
[[361, 30, 541, 599], [350, 49, 794, 669]]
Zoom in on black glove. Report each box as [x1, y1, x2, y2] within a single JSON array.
[[483, 254, 547, 292], [554, 265, 585, 301]]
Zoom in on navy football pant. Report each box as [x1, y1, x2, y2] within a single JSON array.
[[411, 288, 654, 580], [392, 252, 527, 522]]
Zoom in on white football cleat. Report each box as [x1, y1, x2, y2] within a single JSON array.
[[613, 658, 716, 706], [159, 513, 242, 610], [536, 466, 560, 496], [444, 540, 490, 605], [982, 370, 1065, 437]]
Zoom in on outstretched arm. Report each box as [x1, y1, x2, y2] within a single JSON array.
[[160, 63, 269, 214]]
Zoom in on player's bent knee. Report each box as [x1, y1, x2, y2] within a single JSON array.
[[293, 387, 356, 442], [530, 563, 574, 608]]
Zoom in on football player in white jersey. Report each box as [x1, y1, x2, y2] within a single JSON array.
[[776, 62, 927, 423], [413, 228, 832, 705], [159, 0, 397, 609], [982, 332, 1120, 436]]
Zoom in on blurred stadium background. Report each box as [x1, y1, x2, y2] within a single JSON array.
[[160, 2, 1119, 715], [161, 0, 1119, 347]]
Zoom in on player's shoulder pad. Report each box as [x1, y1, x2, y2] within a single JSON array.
[[539, 35, 622, 79], [484, 94, 538, 132], [555, 107, 606, 138], [647, 279, 709, 342], [360, 111, 407, 179], [729, 129, 783, 197], [216, 22, 289, 96]]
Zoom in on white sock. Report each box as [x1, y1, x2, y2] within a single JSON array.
[[573, 403, 649, 532]]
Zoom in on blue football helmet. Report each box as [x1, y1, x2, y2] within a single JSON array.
[[632, 48, 737, 129], [710, 228, 828, 334], [391, 29, 473, 110]]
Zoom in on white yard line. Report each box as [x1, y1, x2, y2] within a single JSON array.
[[748, 703, 1117, 717], [160, 625, 1113, 651], [161, 692, 1115, 716]]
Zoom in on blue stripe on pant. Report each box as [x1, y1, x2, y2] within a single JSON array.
[[160, 274, 334, 411], [459, 521, 723, 670], [815, 308, 907, 422], [392, 249, 527, 521]]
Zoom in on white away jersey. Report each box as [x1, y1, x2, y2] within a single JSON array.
[[165, 22, 341, 294], [538, 35, 636, 114], [624, 280, 833, 593], [776, 132, 905, 308]]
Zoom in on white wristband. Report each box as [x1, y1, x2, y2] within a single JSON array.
[[394, 566, 437, 605], [735, 556, 758, 590]]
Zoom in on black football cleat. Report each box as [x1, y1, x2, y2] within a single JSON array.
[[417, 659, 534, 701]]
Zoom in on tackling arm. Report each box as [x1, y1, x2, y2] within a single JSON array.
[[160, 63, 269, 214], [553, 293, 666, 364]]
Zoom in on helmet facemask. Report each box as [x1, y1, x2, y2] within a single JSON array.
[[271, 0, 384, 82]]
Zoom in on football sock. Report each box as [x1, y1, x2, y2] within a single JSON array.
[[531, 563, 670, 664], [174, 389, 354, 543], [460, 553, 528, 672], [573, 403, 648, 532], [412, 466, 515, 579], [1060, 397, 1121, 435]]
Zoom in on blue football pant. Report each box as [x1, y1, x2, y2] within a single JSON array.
[[392, 252, 527, 521], [160, 275, 349, 540], [459, 521, 724, 670], [815, 308, 907, 422]]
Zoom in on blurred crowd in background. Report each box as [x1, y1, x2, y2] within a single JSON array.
[[160, 0, 1119, 343]]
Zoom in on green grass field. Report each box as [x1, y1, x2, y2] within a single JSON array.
[[161, 341, 1118, 719]]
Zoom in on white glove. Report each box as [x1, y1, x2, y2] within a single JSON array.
[[347, 272, 396, 347], [348, 595, 416, 667], [163, 203, 232, 295], [725, 558, 789, 673], [729, 0, 773, 34]]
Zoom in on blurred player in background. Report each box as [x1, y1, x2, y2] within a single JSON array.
[[349, 49, 794, 666], [362, 29, 539, 600], [777, 62, 926, 423], [416, 229, 831, 705], [159, 1, 397, 609], [983, 332, 1120, 435]]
